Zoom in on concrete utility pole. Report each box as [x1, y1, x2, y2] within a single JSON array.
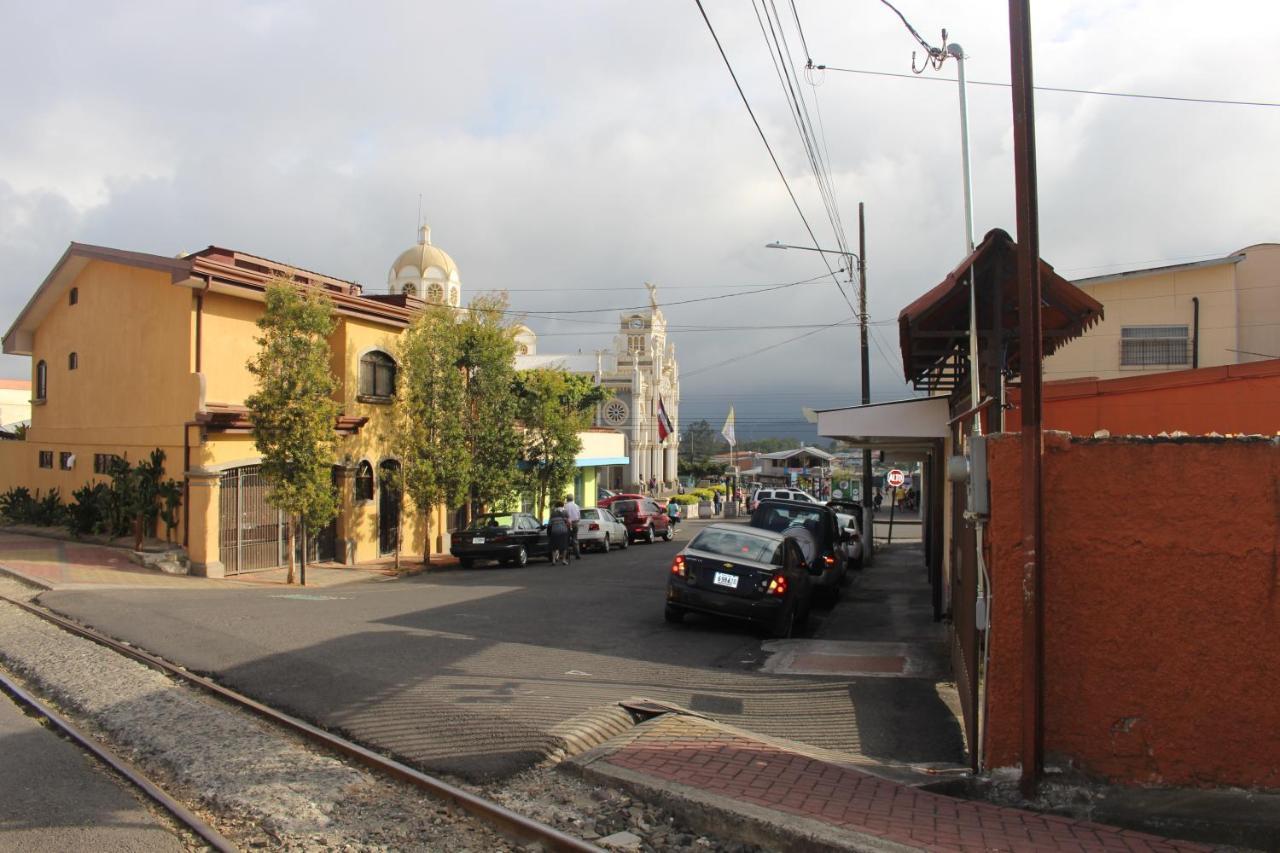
[[858, 203, 874, 561]]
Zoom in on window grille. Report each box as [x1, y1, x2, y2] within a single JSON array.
[[1120, 325, 1190, 367], [59, 452, 75, 470], [94, 453, 119, 474], [39, 450, 53, 469]]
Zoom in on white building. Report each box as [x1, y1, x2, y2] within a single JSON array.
[[515, 284, 680, 489]]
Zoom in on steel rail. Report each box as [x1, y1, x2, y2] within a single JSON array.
[[0, 594, 603, 853], [0, 668, 238, 852]]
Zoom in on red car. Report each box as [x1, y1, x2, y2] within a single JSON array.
[[598, 492, 645, 510], [608, 497, 673, 543]]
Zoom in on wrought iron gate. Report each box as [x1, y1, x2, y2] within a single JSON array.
[[219, 465, 287, 575]]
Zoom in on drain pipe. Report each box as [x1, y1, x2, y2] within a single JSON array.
[[1192, 296, 1200, 369]]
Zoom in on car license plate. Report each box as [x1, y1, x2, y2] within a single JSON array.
[[472, 537, 485, 544], [713, 571, 738, 589]]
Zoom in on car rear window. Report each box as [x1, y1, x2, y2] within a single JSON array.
[[690, 529, 784, 565], [752, 504, 825, 533], [612, 500, 638, 515], [471, 514, 515, 529], [581, 509, 599, 520]]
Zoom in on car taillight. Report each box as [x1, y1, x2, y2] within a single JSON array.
[[823, 555, 835, 567], [588, 522, 600, 531], [767, 575, 788, 597], [671, 555, 686, 577]]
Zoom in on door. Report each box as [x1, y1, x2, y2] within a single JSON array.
[[378, 460, 401, 556], [218, 464, 287, 575]]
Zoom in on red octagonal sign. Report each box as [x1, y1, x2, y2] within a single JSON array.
[[886, 469, 905, 488]]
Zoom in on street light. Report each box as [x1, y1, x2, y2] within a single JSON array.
[[766, 203, 874, 560]]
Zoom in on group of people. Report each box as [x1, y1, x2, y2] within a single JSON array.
[[546, 494, 583, 565]]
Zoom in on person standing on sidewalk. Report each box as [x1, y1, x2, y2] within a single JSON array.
[[547, 501, 571, 565], [563, 493, 583, 560]]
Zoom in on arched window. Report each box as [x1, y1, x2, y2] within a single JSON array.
[[68, 352, 78, 370], [358, 351, 396, 400], [355, 461, 374, 501], [69, 287, 78, 306], [427, 281, 444, 303], [402, 282, 417, 297], [35, 361, 47, 400]]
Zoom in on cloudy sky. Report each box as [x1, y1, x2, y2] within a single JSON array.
[[2, 1, 1277, 440]]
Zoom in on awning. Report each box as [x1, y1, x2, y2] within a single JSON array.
[[898, 228, 1103, 392], [816, 396, 949, 458]]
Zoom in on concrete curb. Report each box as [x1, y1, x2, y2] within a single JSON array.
[[568, 747, 921, 853], [0, 564, 54, 592]]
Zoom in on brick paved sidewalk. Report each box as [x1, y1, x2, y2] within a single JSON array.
[[573, 713, 1211, 853]]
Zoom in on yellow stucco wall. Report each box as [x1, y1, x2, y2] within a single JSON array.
[[1234, 244, 1280, 363], [201, 291, 265, 406], [1044, 263, 1239, 382]]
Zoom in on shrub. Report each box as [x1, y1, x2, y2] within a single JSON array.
[[670, 493, 700, 505], [0, 487, 35, 522], [32, 488, 66, 526], [69, 483, 110, 537], [710, 484, 728, 495], [691, 488, 715, 501]]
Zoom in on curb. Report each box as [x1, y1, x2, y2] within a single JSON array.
[[0, 564, 54, 592], [568, 744, 919, 853]]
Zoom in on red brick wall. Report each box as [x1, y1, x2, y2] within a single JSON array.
[[985, 432, 1280, 789]]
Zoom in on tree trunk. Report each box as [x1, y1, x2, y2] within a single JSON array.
[[394, 506, 401, 572], [133, 515, 143, 552], [285, 517, 296, 585], [422, 509, 431, 566]]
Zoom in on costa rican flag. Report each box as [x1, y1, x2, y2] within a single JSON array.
[[656, 397, 674, 442]]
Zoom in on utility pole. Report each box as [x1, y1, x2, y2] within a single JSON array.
[[858, 203, 874, 561], [1009, 0, 1045, 798]]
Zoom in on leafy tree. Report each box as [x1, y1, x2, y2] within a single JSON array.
[[514, 369, 603, 517], [682, 419, 716, 463], [394, 303, 469, 564], [457, 293, 521, 520], [245, 279, 340, 584]]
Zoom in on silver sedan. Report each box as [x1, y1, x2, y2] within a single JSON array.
[[576, 507, 629, 552]]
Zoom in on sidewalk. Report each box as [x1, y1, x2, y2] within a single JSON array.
[[0, 530, 398, 590], [571, 712, 1212, 853]]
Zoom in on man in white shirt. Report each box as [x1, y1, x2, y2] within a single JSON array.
[[563, 494, 583, 559]]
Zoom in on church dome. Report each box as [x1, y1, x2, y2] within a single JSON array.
[[388, 224, 461, 306]]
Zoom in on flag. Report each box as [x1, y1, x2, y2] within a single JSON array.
[[721, 406, 736, 446], [656, 397, 674, 442]]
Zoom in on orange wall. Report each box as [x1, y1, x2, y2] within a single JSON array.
[[1007, 360, 1280, 436], [985, 432, 1280, 788]]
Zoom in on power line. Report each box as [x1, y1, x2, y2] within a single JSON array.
[[813, 64, 1280, 109], [691, 0, 858, 317], [682, 314, 854, 378], [519, 270, 835, 315]]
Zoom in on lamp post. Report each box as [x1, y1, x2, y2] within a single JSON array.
[[767, 202, 873, 560]]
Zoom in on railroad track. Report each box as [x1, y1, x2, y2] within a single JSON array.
[[0, 593, 603, 853]]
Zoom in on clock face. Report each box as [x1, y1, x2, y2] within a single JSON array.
[[629, 317, 643, 329]]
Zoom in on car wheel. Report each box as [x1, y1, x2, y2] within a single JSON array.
[[602, 534, 611, 552], [620, 533, 629, 550], [770, 603, 796, 639], [662, 525, 674, 541], [460, 557, 474, 569], [645, 526, 655, 544], [513, 546, 528, 567], [664, 604, 685, 624]]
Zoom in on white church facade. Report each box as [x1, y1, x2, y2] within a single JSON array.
[[514, 284, 681, 490]]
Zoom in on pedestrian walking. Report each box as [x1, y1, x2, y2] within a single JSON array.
[[563, 493, 583, 559], [547, 501, 571, 565], [666, 498, 681, 530], [647, 476, 656, 495], [713, 490, 723, 516]]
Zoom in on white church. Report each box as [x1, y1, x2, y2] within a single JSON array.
[[386, 224, 681, 491]]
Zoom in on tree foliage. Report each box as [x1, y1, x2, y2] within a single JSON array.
[[682, 419, 717, 462], [245, 279, 340, 584], [457, 293, 521, 517], [394, 303, 469, 560], [514, 369, 603, 516]]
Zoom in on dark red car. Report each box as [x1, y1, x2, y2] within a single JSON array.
[[608, 497, 673, 543], [598, 492, 645, 510]]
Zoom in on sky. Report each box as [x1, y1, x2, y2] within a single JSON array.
[[2, 0, 1278, 441]]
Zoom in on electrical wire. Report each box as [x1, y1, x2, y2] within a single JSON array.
[[682, 314, 855, 378], [813, 64, 1280, 109]]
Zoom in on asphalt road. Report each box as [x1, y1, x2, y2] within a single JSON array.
[[36, 520, 963, 782]]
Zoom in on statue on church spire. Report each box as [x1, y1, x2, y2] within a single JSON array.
[[645, 281, 659, 311]]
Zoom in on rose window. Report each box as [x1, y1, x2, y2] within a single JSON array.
[[604, 398, 629, 426]]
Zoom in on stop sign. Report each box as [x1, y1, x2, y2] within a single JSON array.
[[887, 469, 905, 488]]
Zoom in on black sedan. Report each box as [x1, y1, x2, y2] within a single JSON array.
[[749, 499, 849, 605], [450, 512, 551, 567], [664, 523, 815, 638]]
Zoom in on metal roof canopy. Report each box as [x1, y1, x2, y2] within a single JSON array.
[[897, 228, 1103, 393], [815, 396, 949, 460]]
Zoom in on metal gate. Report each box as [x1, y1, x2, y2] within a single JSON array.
[[219, 465, 288, 575]]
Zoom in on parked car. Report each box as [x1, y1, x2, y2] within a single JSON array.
[[665, 523, 815, 637], [749, 499, 848, 604], [598, 492, 644, 510], [749, 487, 818, 511], [450, 512, 551, 567], [826, 500, 864, 571], [608, 497, 673, 543], [577, 507, 629, 552]]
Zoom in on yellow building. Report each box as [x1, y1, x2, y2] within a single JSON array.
[[1, 230, 624, 576], [1044, 243, 1280, 382]]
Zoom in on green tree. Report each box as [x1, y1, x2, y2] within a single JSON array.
[[682, 419, 716, 463], [245, 279, 340, 585], [394, 303, 469, 563], [458, 293, 521, 520], [514, 369, 603, 517]]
